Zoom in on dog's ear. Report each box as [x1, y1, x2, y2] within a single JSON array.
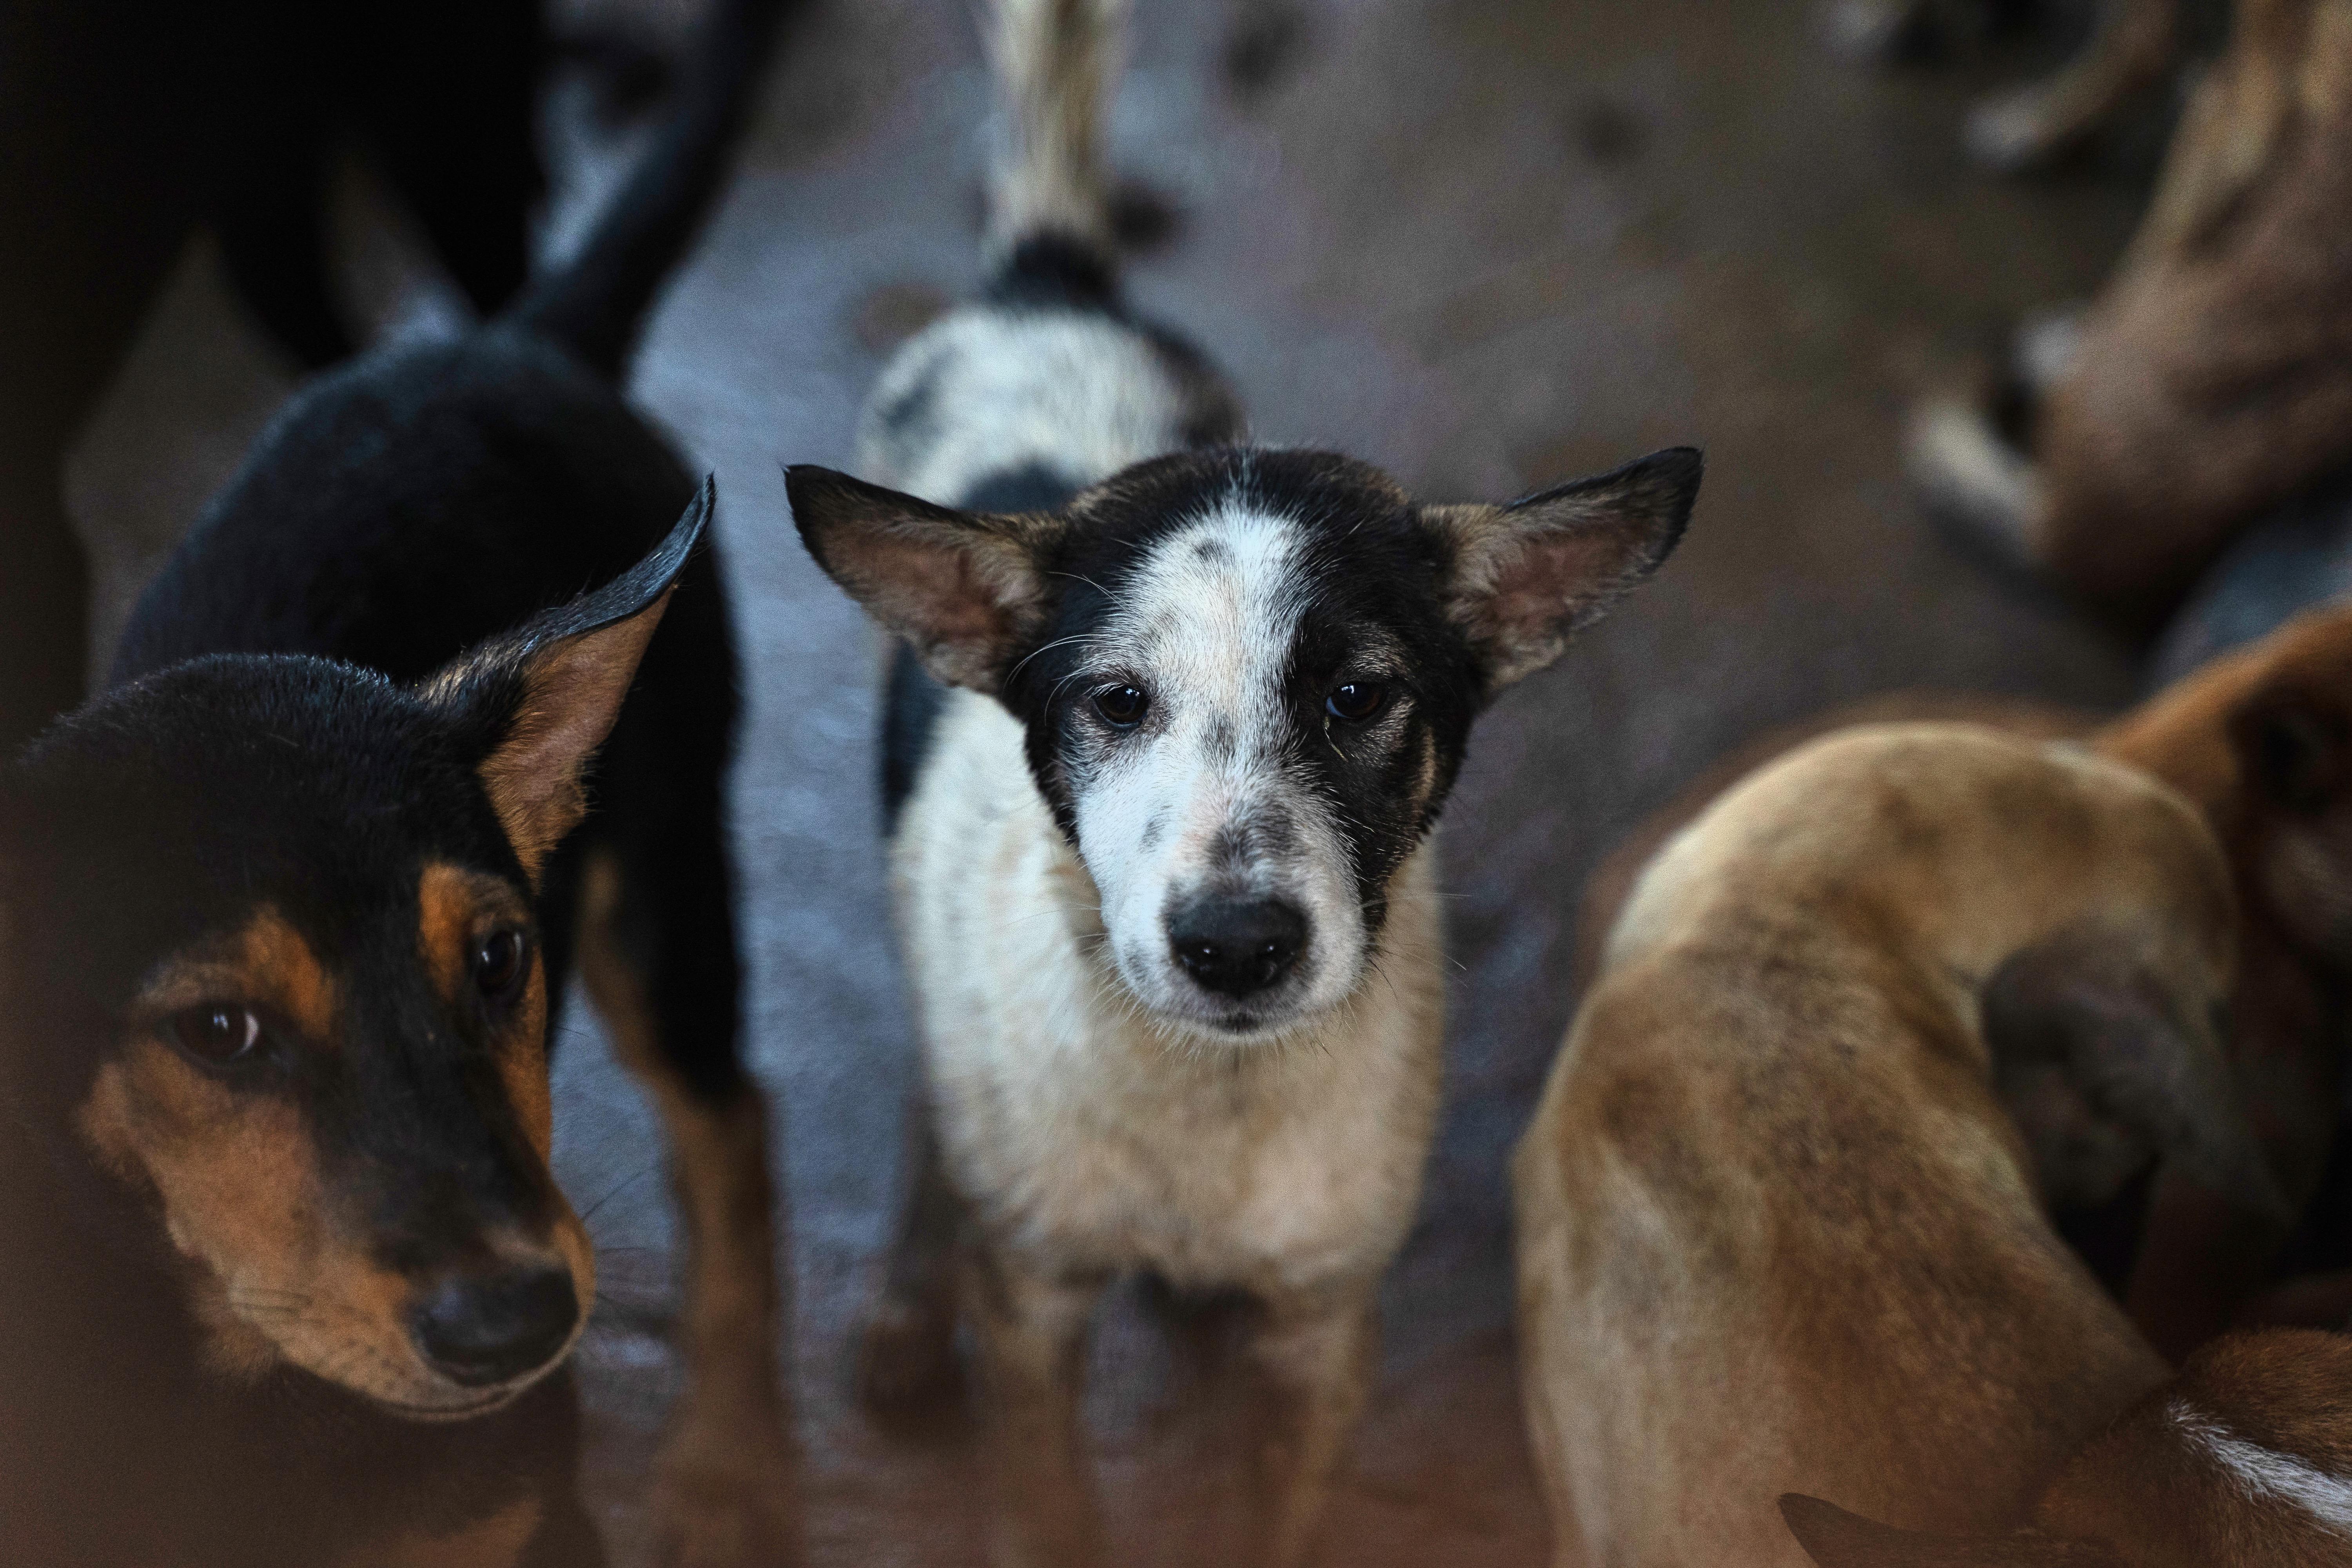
[[785, 465, 1059, 693], [421, 478, 711, 877], [1981, 921, 2291, 1226], [1430, 446, 1700, 695], [1779, 1496, 2120, 1567], [2230, 687, 2352, 814]]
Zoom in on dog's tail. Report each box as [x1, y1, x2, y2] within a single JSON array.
[[513, 0, 797, 377], [983, 0, 1127, 306]]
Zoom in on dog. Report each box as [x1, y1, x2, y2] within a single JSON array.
[[781, 2, 1700, 1562], [1829, 0, 2180, 171], [1780, 1327, 2352, 1565], [1572, 603, 2352, 1361], [1515, 722, 2290, 1566], [1, 0, 801, 1561], [0, 506, 699, 1566], [1911, 0, 2352, 632]]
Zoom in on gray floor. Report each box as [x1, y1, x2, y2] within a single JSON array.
[[69, 0, 2156, 1560]]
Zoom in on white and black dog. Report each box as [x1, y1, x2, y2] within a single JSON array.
[[786, 2, 1701, 1563]]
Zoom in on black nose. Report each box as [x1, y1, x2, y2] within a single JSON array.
[[408, 1264, 580, 1388], [1167, 897, 1308, 998]]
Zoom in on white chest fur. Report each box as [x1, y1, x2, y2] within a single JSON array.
[[891, 690, 1448, 1298]]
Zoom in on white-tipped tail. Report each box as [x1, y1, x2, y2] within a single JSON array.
[[986, 0, 1125, 261]]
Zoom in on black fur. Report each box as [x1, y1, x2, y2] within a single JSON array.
[[882, 646, 950, 837], [0, 0, 786, 1553]]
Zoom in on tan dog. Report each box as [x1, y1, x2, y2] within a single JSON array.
[[1514, 723, 2286, 1566], [1782, 1327, 2352, 1565], [1575, 603, 2352, 1359], [1912, 0, 2352, 630]]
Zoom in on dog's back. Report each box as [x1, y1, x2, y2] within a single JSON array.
[[1516, 724, 2267, 1566], [853, 0, 1238, 517]]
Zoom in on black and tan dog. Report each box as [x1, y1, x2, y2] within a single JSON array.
[[0, 0, 798, 1562], [786, 2, 1699, 1564]]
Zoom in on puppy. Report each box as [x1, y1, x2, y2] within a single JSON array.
[[1782, 1327, 2352, 1565], [783, 3, 1700, 1563], [67, 1, 800, 1561], [0, 508, 696, 1565], [1911, 0, 2352, 632], [1514, 723, 2286, 1567], [1573, 603, 2352, 1359]]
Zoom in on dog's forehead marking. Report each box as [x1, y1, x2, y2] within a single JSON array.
[[1109, 503, 1307, 728]]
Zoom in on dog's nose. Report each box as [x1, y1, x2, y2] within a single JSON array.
[[408, 1263, 580, 1388], [1167, 896, 1308, 997]]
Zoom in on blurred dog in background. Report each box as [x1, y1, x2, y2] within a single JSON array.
[[1912, 0, 2352, 633]]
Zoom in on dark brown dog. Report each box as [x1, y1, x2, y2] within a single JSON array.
[[1576, 602, 2352, 1360]]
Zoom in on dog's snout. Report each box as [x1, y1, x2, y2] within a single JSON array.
[[1168, 896, 1308, 998], [408, 1262, 579, 1388]]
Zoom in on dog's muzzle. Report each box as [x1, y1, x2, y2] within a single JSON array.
[[1166, 894, 1309, 999]]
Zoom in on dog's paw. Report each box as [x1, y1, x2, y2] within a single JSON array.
[[649, 1397, 800, 1568], [855, 1290, 962, 1415]]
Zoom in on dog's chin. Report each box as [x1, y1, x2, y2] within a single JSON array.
[[278, 1338, 559, 1423], [1125, 969, 1356, 1046]]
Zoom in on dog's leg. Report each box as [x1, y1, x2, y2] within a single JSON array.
[[1965, 0, 2178, 170], [577, 846, 796, 1568], [963, 1249, 1107, 1568], [1248, 1282, 1378, 1568], [856, 1097, 967, 1411]]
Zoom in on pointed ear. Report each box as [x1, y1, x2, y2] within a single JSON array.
[[785, 465, 1058, 692], [2230, 688, 2352, 814], [1780, 1496, 2119, 1568], [1430, 446, 1700, 694], [1982, 920, 2291, 1226], [420, 477, 711, 878]]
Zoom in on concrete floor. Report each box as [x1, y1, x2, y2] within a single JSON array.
[[69, 0, 2162, 1561]]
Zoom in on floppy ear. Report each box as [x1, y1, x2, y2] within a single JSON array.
[[420, 478, 711, 878], [1780, 1495, 2121, 1568], [2230, 688, 2352, 815], [785, 465, 1058, 693], [1981, 920, 2291, 1225], [1430, 446, 1700, 694]]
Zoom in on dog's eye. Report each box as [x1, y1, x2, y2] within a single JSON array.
[[1325, 682, 1389, 722], [473, 930, 530, 1005], [170, 1004, 262, 1066], [1093, 685, 1149, 729]]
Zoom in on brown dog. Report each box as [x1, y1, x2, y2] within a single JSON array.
[[1782, 1327, 2352, 1565], [1576, 602, 2352, 1359], [1515, 723, 2286, 1566], [1911, 0, 2352, 631]]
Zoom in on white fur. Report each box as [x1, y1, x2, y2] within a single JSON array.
[[2172, 1397, 2352, 1536], [1072, 501, 1371, 1034], [853, 309, 1208, 503], [891, 688, 1446, 1292]]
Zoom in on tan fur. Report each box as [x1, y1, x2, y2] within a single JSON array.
[[421, 590, 676, 878], [1786, 1329, 2352, 1564], [74, 898, 593, 1416], [577, 850, 795, 1567], [1575, 606, 2352, 1358], [1517, 724, 2237, 1566], [2022, 0, 2352, 627], [418, 863, 556, 1160], [888, 688, 1446, 1567]]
